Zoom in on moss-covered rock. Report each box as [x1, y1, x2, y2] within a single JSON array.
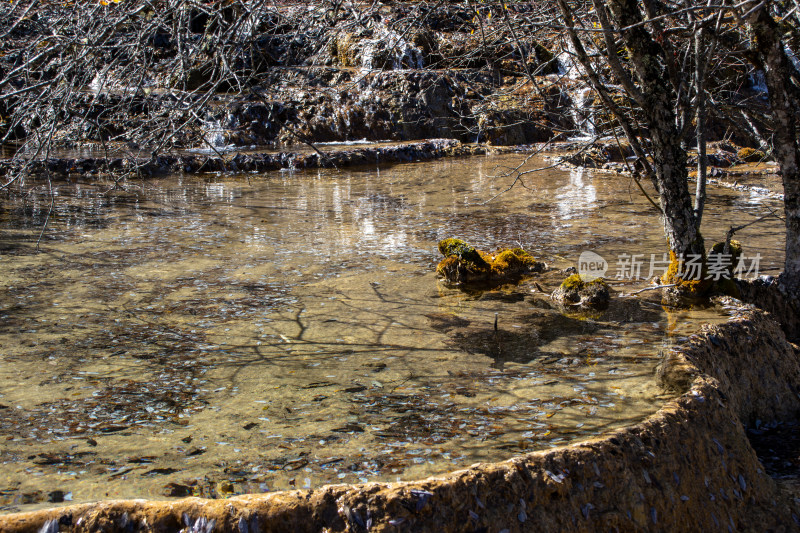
[[436, 239, 545, 286], [438, 238, 490, 269], [489, 248, 542, 277], [710, 239, 742, 258], [737, 147, 767, 163], [551, 274, 610, 309], [709, 239, 742, 275]]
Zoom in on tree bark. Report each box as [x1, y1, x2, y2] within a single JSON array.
[[694, 22, 707, 227], [607, 0, 704, 258], [749, 6, 800, 296]]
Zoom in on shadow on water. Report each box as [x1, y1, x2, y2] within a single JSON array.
[[0, 154, 786, 512], [446, 311, 597, 368], [437, 283, 665, 369]]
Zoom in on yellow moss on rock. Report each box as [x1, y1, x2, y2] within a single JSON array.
[[559, 273, 584, 291], [553, 274, 610, 308], [435, 256, 461, 280], [662, 250, 713, 299], [438, 238, 490, 270], [490, 248, 540, 277], [436, 239, 544, 286], [737, 147, 767, 163], [710, 239, 742, 258], [661, 240, 748, 301]]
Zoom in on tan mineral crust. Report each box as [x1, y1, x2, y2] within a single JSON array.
[[2, 303, 799, 532]]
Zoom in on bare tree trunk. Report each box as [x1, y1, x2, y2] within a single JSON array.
[[694, 23, 708, 226], [607, 0, 704, 259], [750, 6, 800, 295]]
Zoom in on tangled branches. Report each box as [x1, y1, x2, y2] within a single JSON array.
[[1, 0, 337, 160]]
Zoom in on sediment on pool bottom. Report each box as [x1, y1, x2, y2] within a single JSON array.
[[2, 304, 798, 532]]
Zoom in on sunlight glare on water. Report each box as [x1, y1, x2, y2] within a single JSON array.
[[0, 154, 785, 512]]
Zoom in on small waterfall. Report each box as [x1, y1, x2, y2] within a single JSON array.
[[555, 41, 586, 80], [204, 119, 227, 148], [197, 118, 234, 153], [360, 24, 424, 70], [570, 87, 596, 140]]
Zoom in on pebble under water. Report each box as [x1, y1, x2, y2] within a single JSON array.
[[0, 153, 785, 512]]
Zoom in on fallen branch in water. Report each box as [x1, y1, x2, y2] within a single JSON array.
[[622, 283, 679, 296]]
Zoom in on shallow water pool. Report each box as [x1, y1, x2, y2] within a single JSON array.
[[0, 154, 785, 512]]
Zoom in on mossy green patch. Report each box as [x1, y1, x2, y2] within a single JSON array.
[[490, 248, 539, 276], [438, 238, 490, 270], [558, 274, 608, 292], [436, 239, 544, 286], [662, 250, 713, 299], [737, 147, 767, 163], [710, 239, 742, 258], [559, 273, 583, 291]]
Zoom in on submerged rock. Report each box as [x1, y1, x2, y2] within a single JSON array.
[[551, 274, 610, 309], [436, 238, 545, 286]]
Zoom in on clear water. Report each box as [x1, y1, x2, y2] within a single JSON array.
[[0, 154, 785, 512]]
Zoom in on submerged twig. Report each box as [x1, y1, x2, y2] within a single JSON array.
[[622, 283, 679, 296]]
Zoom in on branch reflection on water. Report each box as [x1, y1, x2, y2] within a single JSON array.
[[0, 154, 777, 511]]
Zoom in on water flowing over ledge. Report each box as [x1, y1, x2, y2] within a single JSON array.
[[1, 139, 507, 178], [2, 303, 798, 532]]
